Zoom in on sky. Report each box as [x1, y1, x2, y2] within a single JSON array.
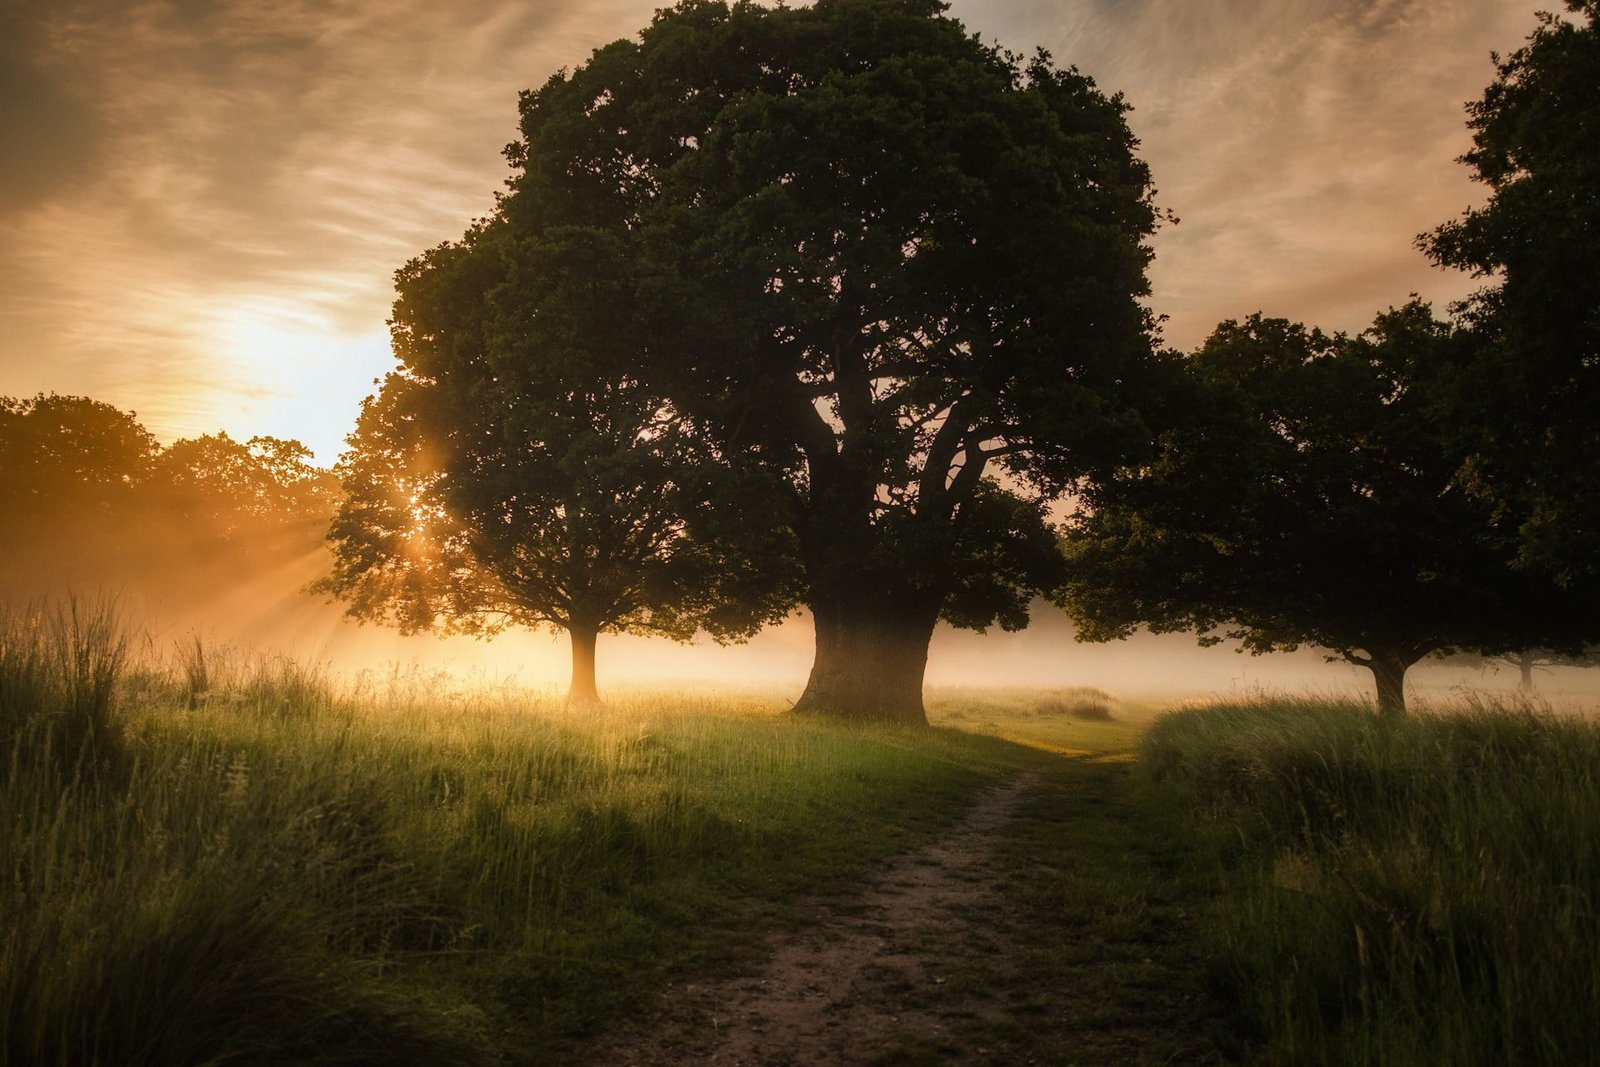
[[0, 0, 1541, 462], [4, 0, 1586, 702]]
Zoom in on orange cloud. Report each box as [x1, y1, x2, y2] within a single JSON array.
[[0, 0, 1546, 464]]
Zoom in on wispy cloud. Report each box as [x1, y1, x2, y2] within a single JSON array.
[[956, 0, 1538, 346], [0, 0, 1546, 459], [1, 0, 656, 456]]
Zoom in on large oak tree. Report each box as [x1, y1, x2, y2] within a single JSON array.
[[393, 0, 1165, 722]]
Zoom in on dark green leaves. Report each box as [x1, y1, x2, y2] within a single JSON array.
[[1419, 1, 1600, 584], [1061, 303, 1598, 696]]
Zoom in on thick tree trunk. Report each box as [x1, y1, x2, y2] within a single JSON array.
[[791, 592, 939, 726], [1517, 651, 1536, 692], [567, 624, 601, 708], [1366, 651, 1411, 716]]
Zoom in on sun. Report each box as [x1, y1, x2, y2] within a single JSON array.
[[207, 297, 395, 463]]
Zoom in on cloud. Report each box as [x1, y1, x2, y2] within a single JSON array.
[[953, 0, 1540, 346], [0, 0, 1553, 460], [0, 7, 105, 211], [0, 0, 660, 456]]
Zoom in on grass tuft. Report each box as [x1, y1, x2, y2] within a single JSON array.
[[0, 596, 129, 783]]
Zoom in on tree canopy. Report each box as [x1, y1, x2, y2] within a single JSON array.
[[1060, 303, 1598, 714], [154, 432, 337, 545], [393, 0, 1165, 722], [1420, 0, 1600, 584], [1, 394, 158, 523], [0, 393, 334, 614], [318, 208, 798, 705]]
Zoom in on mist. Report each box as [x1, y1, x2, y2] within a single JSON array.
[[33, 544, 1593, 713]]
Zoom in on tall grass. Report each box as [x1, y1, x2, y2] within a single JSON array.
[[2, 606, 1021, 1065], [1146, 696, 1600, 1065], [161, 635, 338, 718], [0, 597, 128, 782]]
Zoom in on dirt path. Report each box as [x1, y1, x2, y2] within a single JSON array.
[[586, 775, 1042, 1066]]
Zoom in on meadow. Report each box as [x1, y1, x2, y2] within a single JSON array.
[[1, 600, 1067, 1064], [4, 598, 1598, 1064], [1149, 696, 1600, 1065]]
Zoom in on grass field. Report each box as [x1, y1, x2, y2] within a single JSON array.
[[1, 602, 1083, 1064], [5, 599, 1599, 1064], [1148, 696, 1600, 1065]]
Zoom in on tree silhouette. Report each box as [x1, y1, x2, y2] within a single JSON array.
[[1435, 646, 1600, 692], [155, 432, 337, 544], [0, 393, 157, 520], [1420, 0, 1600, 585], [1061, 303, 1598, 715], [400, 0, 1164, 722], [0, 393, 334, 613], [0, 394, 160, 594], [318, 226, 797, 705]]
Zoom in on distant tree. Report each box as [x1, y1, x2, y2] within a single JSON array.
[[1435, 646, 1600, 691], [316, 226, 796, 705], [0, 393, 158, 522], [0, 394, 160, 595], [0, 394, 335, 610], [154, 432, 338, 543], [1060, 303, 1598, 715], [422, 0, 1164, 723], [1419, 0, 1600, 584]]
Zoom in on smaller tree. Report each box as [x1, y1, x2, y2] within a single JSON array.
[[1435, 646, 1600, 692], [1060, 302, 1598, 714], [317, 227, 795, 705]]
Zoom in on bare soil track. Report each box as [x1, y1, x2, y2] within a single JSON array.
[[584, 765, 1219, 1065]]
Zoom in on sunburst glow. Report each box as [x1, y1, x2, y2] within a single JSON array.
[[207, 298, 395, 461]]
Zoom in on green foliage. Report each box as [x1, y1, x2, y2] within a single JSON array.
[[1420, 1, 1600, 584], [1149, 698, 1600, 1064], [320, 216, 799, 705], [1061, 302, 1598, 713], [320, 355, 787, 645], [617, 1, 1161, 625]]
